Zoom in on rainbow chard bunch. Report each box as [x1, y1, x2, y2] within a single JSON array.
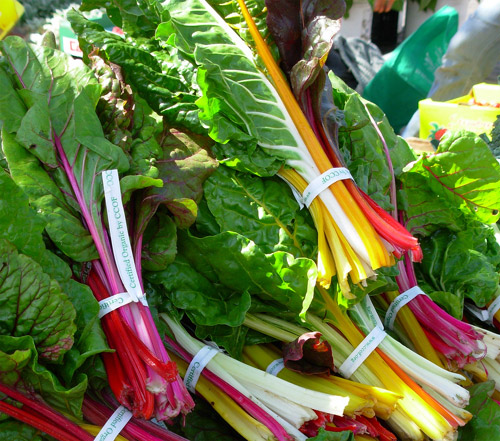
[[0, 36, 215, 420], [396, 131, 500, 367]]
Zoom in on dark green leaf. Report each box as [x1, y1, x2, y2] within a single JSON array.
[[0, 420, 46, 441], [195, 324, 249, 360], [53, 279, 110, 385], [203, 166, 317, 258], [0, 240, 76, 363], [179, 230, 317, 315], [458, 381, 500, 441], [307, 427, 354, 441], [146, 256, 251, 328], [141, 210, 177, 271], [403, 131, 500, 227], [0, 335, 87, 418]]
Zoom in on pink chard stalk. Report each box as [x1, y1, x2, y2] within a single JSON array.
[[366, 113, 485, 368]]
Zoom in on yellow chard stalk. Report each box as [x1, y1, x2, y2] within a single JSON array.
[[235, 0, 393, 292]]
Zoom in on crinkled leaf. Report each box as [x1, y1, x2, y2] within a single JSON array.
[[156, 0, 307, 175], [0, 150, 85, 283], [283, 331, 334, 375], [81, 0, 161, 38], [119, 174, 163, 205], [179, 230, 317, 315], [211, 140, 282, 177], [0, 239, 76, 362], [265, 0, 345, 75], [401, 172, 468, 237], [146, 256, 251, 328], [203, 166, 317, 258], [68, 10, 203, 132], [458, 381, 500, 441], [0, 335, 87, 418], [140, 127, 217, 223], [194, 324, 249, 360], [0, 420, 47, 441], [141, 210, 177, 271], [417, 226, 500, 309], [404, 130, 500, 226], [0, 37, 130, 262], [207, 0, 276, 63], [308, 428, 354, 441], [291, 17, 341, 106], [0, 167, 46, 263], [0, 69, 26, 133], [2, 130, 97, 262], [328, 74, 416, 211], [53, 279, 111, 385], [167, 198, 198, 229]]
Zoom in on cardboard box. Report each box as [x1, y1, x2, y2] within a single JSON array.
[[419, 83, 500, 142]]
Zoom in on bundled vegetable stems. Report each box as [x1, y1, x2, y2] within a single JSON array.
[[0, 38, 193, 420], [0, 380, 190, 441], [235, 0, 421, 293]]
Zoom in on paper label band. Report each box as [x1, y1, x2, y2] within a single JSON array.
[[384, 286, 427, 330], [339, 326, 387, 379], [98, 292, 135, 319], [302, 167, 352, 208], [102, 170, 144, 302], [266, 358, 285, 376], [465, 304, 491, 322], [93, 405, 133, 441], [184, 346, 220, 393], [363, 295, 384, 330], [487, 296, 500, 323]]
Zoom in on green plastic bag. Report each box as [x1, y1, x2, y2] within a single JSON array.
[[363, 6, 458, 133]]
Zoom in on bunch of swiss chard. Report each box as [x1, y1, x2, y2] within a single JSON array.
[[0, 34, 218, 425]]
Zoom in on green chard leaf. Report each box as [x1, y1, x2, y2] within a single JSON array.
[[0, 420, 47, 441], [416, 225, 500, 310], [458, 381, 500, 441], [307, 428, 354, 441], [0, 37, 130, 263], [178, 230, 317, 315], [0, 335, 87, 418], [202, 166, 317, 258], [68, 10, 203, 132], [146, 256, 251, 328], [141, 209, 177, 271], [328, 73, 416, 211], [402, 130, 500, 233], [0, 239, 76, 362], [53, 279, 111, 385], [155, 0, 309, 176]]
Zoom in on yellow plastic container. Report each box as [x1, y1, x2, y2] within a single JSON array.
[[0, 0, 24, 40], [419, 83, 500, 141]]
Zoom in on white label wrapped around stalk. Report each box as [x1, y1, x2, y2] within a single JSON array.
[[184, 345, 220, 393], [384, 286, 428, 330], [98, 292, 135, 319], [266, 358, 285, 376], [102, 170, 144, 303], [302, 167, 353, 208], [488, 296, 500, 323], [338, 326, 387, 379], [93, 405, 133, 441]]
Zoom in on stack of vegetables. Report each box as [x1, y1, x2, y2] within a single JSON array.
[[1, 0, 500, 441]]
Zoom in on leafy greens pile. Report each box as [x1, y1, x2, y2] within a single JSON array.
[[2, 0, 500, 440]]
